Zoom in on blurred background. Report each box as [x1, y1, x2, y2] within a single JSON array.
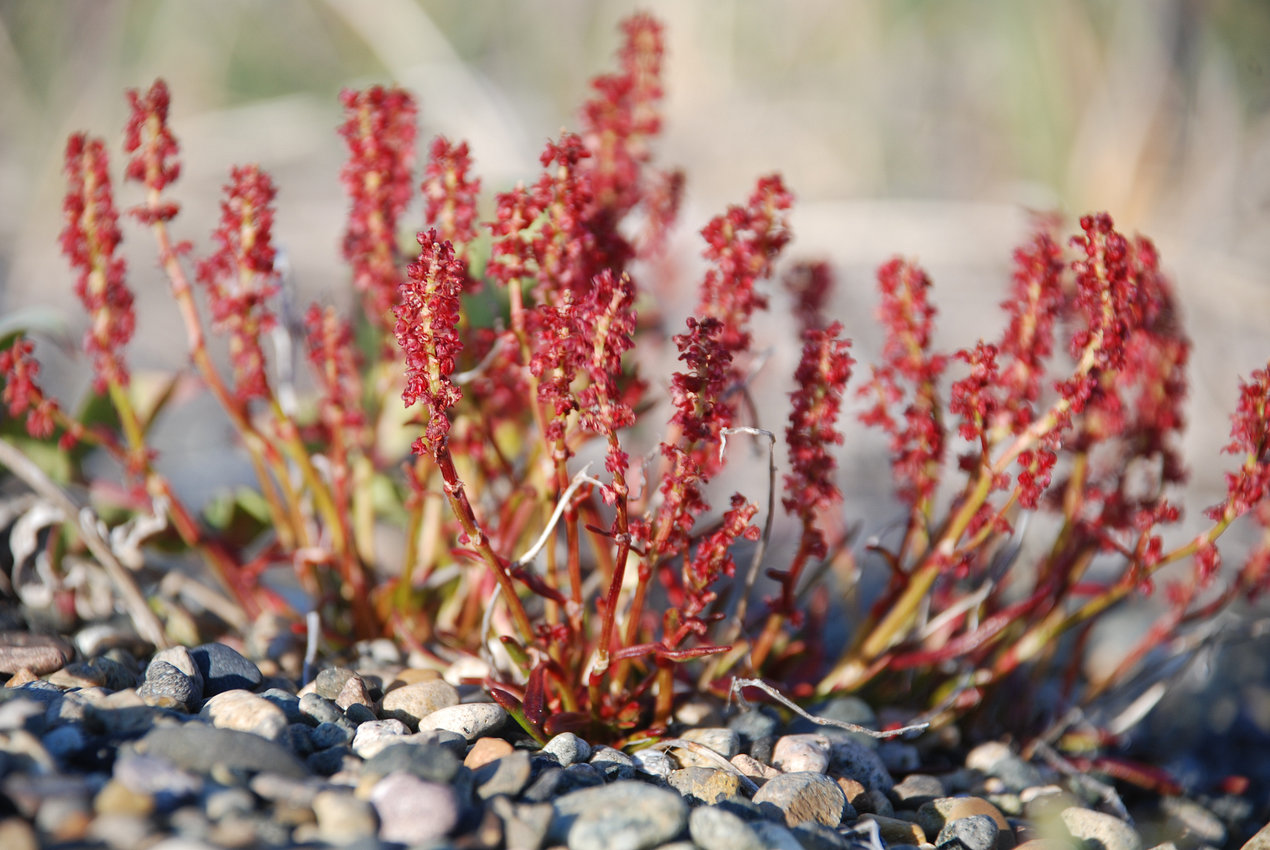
[[2, 0, 1270, 783]]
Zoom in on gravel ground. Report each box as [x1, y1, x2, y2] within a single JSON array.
[[0, 626, 1265, 850]]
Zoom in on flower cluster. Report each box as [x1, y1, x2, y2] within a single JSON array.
[[60, 134, 134, 393], [340, 86, 418, 333], [195, 165, 280, 402], [394, 229, 465, 458], [9, 13, 1270, 757]]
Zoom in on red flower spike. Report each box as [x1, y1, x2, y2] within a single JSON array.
[[422, 136, 481, 250], [1207, 363, 1270, 522], [486, 185, 545, 289], [394, 229, 465, 458], [680, 494, 759, 623], [340, 86, 418, 332], [123, 79, 181, 223], [0, 338, 62, 439], [195, 165, 280, 403], [577, 271, 639, 482], [949, 342, 1001, 445], [783, 322, 854, 548], [61, 133, 135, 393], [859, 258, 947, 509], [580, 11, 665, 215], [785, 261, 836, 333], [997, 227, 1063, 431], [638, 167, 684, 257], [697, 175, 793, 361], [304, 304, 365, 433]]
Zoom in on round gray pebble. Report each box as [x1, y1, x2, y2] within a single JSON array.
[[936, 813, 999, 850], [544, 732, 592, 766], [415, 701, 506, 740], [689, 804, 766, 850], [188, 643, 262, 696], [137, 660, 196, 711]]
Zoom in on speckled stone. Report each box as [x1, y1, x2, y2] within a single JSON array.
[[667, 767, 743, 805], [829, 737, 894, 791], [752, 771, 850, 828], [1060, 807, 1143, 850], [772, 733, 832, 774], [137, 660, 196, 711], [590, 745, 638, 780], [673, 727, 740, 766], [199, 689, 287, 740], [350, 718, 409, 759], [379, 680, 460, 730], [334, 674, 374, 711], [312, 666, 357, 700], [149, 647, 204, 698], [416, 701, 507, 740], [918, 796, 1012, 845], [938, 813, 1000, 850]]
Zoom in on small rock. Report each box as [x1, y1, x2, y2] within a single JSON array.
[[42, 722, 87, 761], [891, 773, 946, 808], [0, 631, 73, 675], [416, 701, 506, 740], [370, 771, 459, 844], [379, 679, 460, 730], [674, 727, 741, 766], [791, 820, 851, 850], [965, 742, 1044, 793], [48, 657, 135, 691], [298, 692, 343, 726], [110, 751, 202, 811], [752, 820, 811, 850], [730, 752, 781, 781], [310, 720, 355, 750], [137, 660, 196, 711], [878, 740, 922, 773], [350, 719, 409, 759], [489, 796, 553, 850], [590, 744, 638, 780], [465, 736, 514, 769], [135, 724, 307, 779], [189, 643, 262, 696], [150, 646, 204, 698], [689, 805, 766, 850], [772, 733, 832, 774], [752, 771, 850, 828], [859, 814, 927, 846], [938, 813, 1000, 850], [633, 747, 675, 779], [0, 698, 45, 733], [0, 817, 38, 850], [549, 781, 688, 850], [1160, 796, 1226, 848], [1060, 807, 1142, 850], [361, 740, 462, 785], [544, 731, 591, 766], [334, 674, 373, 711], [668, 767, 743, 805], [200, 689, 287, 740], [728, 708, 779, 762], [258, 688, 303, 723], [312, 789, 378, 844], [313, 666, 357, 700], [830, 737, 894, 791], [918, 797, 1011, 842], [475, 749, 533, 799], [344, 702, 376, 726], [93, 777, 156, 817]]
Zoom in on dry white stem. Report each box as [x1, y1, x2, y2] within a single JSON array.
[[452, 331, 510, 385], [303, 610, 321, 686], [646, 738, 760, 794], [109, 496, 170, 570], [0, 437, 169, 649], [1032, 738, 1131, 822], [510, 464, 602, 569], [730, 677, 928, 740], [916, 581, 992, 641]]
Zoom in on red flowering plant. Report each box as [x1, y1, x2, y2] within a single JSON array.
[[3, 13, 1270, 754]]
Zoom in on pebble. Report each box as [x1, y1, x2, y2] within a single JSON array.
[[550, 781, 688, 850], [752, 771, 850, 828], [544, 731, 591, 765], [188, 643, 262, 696], [369, 771, 460, 844], [1060, 807, 1143, 850], [349, 718, 408, 758], [830, 737, 894, 791], [0, 632, 73, 675], [689, 804, 766, 850], [137, 660, 196, 711], [772, 732, 832, 773], [938, 813, 1000, 850], [199, 689, 287, 739], [311, 788, 377, 844], [0, 639, 1253, 850], [416, 701, 506, 739], [379, 679, 459, 729]]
